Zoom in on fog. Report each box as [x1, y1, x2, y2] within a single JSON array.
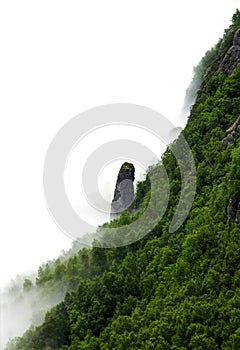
[[0, 46, 225, 350], [0, 105, 189, 350], [1, 276, 36, 349], [1, 0, 239, 288], [1, 1, 240, 348], [0, 266, 72, 349]]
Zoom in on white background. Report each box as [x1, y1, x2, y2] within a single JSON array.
[[1, 0, 240, 287]]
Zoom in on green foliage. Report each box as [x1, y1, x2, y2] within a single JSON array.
[[231, 9, 240, 28], [23, 278, 33, 292], [6, 15, 240, 350]]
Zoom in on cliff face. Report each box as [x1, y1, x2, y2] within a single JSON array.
[[110, 162, 135, 220], [7, 10, 240, 350], [218, 27, 240, 75], [181, 19, 240, 119]]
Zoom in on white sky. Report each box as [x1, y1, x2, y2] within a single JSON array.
[[1, 0, 240, 287]]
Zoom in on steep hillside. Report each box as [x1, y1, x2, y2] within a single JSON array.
[[6, 10, 240, 350]]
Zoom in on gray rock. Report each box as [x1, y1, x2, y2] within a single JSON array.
[[219, 46, 240, 75], [226, 116, 240, 133], [231, 131, 239, 138], [222, 134, 236, 147], [218, 29, 235, 56], [235, 202, 240, 223], [233, 28, 240, 46], [227, 198, 235, 224], [218, 27, 240, 76], [110, 162, 135, 220], [222, 116, 240, 147]]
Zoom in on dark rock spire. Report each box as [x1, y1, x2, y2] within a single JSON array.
[[110, 162, 135, 220]]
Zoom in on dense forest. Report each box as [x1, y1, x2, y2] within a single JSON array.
[[5, 10, 240, 350]]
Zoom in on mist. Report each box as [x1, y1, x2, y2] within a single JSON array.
[[1, 279, 61, 349], [2, 1, 240, 347], [1, 277, 34, 349], [0, 65, 201, 350], [1, 0, 238, 297], [0, 252, 79, 350]]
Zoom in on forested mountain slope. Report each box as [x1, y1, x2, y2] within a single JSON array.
[[6, 10, 240, 350]]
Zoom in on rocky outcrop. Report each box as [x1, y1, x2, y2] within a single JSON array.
[[226, 115, 240, 133], [222, 133, 236, 147], [222, 116, 240, 146], [235, 202, 240, 223], [227, 198, 240, 224], [110, 162, 135, 220], [218, 28, 240, 75], [227, 198, 235, 223]]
